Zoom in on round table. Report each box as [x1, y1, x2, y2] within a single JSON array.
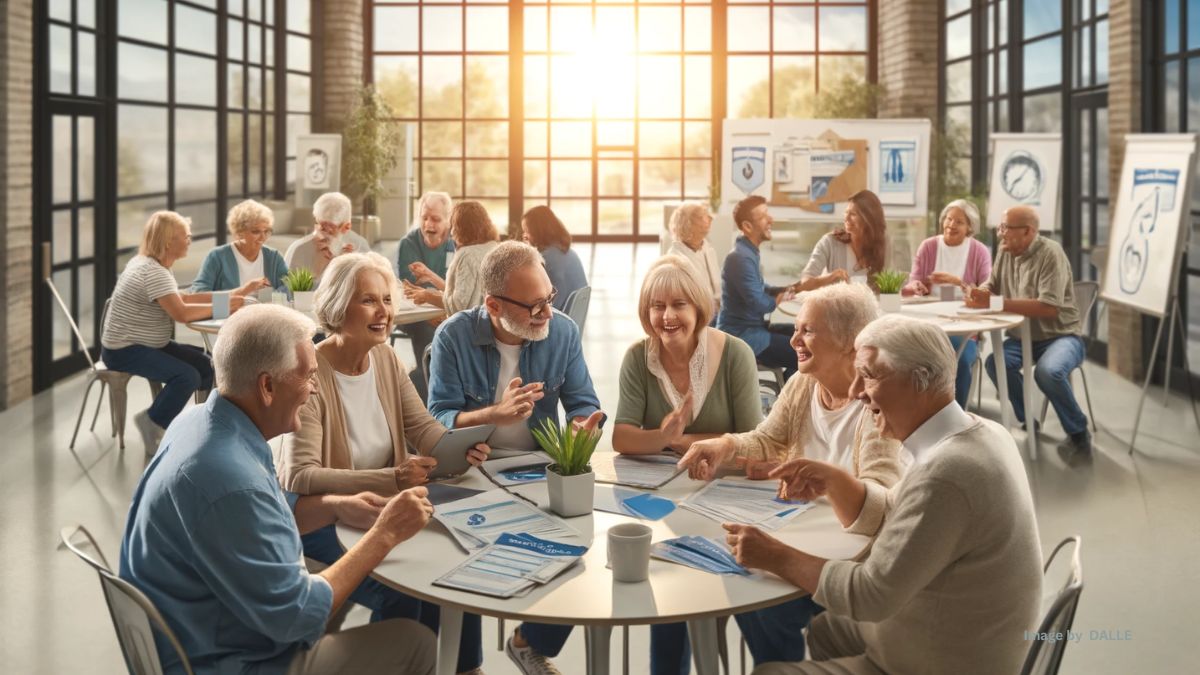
[[337, 451, 869, 675], [185, 302, 444, 345]]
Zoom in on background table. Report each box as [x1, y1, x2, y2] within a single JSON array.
[[338, 452, 869, 675], [185, 301, 444, 348]]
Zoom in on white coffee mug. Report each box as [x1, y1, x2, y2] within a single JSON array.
[[989, 294, 1004, 312], [608, 523, 653, 583]]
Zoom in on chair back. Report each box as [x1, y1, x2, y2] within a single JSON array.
[[422, 344, 434, 392], [1073, 281, 1099, 337], [1020, 536, 1083, 675], [45, 278, 97, 370], [562, 286, 592, 333], [59, 525, 195, 675]]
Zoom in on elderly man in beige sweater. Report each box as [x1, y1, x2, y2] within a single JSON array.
[[725, 314, 1043, 675]]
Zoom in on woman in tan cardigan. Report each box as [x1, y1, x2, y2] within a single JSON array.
[[279, 251, 488, 675], [678, 281, 910, 668]]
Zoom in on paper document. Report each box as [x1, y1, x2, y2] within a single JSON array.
[[434, 489, 578, 551], [434, 532, 588, 598], [480, 452, 553, 486], [593, 484, 676, 520], [593, 453, 685, 489], [680, 479, 813, 530], [652, 536, 749, 576]]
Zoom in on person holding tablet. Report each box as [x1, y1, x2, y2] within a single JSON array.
[[278, 252, 488, 675]]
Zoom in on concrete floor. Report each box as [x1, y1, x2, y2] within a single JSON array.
[[2, 242, 1198, 674]]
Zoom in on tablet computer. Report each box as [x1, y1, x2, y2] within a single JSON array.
[[426, 424, 496, 480]]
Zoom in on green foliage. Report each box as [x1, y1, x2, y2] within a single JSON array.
[[283, 267, 315, 293], [531, 417, 601, 477], [873, 269, 908, 294], [929, 119, 990, 241], [736, 62, 880, 119], [342, 85, 402, 216], [812, 75, 884, 119]]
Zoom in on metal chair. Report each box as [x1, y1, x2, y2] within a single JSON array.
[[562, 286, 593, 334], [59, 524, 195, 675], [1020, 536, 1084, 675], [1037, 280, 1098, 431], [46, 280, 161, 449]]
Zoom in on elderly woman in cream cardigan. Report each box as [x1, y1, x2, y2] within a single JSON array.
[[278, 252, 489, 675], [677, 282, 909, 667]]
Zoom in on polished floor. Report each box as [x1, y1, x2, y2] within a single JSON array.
[[2, 242, 1198, 674]]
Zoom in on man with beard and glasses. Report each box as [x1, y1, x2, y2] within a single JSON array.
[[426, 240, 605, 675]]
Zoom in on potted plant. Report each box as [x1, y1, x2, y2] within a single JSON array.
[[342, 84, 402, 244], [284, 268, 316, 311], [873, 269, 908, 313], [532, 417, 601, 518]]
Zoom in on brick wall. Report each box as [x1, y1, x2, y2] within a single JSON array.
[[0, 0, 35, 408], [315, 0, 363, 135], [876, 0, 940, 120]]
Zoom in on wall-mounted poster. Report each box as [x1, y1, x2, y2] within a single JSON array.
[[730, 145, 768, 197], [878, 138, 918, 205], [294, 134, 343, 209], [986, 133, 1062, 230], [1101, 134, 1199, 317]]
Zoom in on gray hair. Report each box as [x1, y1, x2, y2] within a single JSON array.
[[226, 199, 274, 238], [669, 202, 709, 243], [854, 315, 956, 398], [939, 199, 981, 236], [314, 252, 398, 334], [418, 191, 452, 216], [482, 240, 543, 297], [795, 283, 880, 350], [312, 191, 352, 225], [214, 304, 316, 397]]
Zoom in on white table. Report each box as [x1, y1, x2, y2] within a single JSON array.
[[337, 453, 869, 675], [186, 302, 444, 348]]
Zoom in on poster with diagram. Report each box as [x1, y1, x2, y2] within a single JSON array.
[[1101, 134, 1199, 318], [878, 138, 918, 205], [986, 133, 1062, 230]]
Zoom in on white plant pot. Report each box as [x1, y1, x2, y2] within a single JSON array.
[[292, 290, 316, 312], [546, 466, 595, 517], [878, 293, 902, 313]]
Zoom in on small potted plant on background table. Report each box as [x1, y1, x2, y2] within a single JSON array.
[[532, 417, 601, 518], [284, 268, 316, 312], [873, 269, 908, 313]]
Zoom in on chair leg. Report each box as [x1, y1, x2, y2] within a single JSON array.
[[739, 635, 747, 675], [1038, 394, 1051, 427], [498, 618, 506, 651], [70, 376, 100, 449], [110, 384, 129, 450], [89, 381, 107, 432], [716, 615, 730, 675], [1079, 367, 1097, 432]]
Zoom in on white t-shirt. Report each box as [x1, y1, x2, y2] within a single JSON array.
[[807, 393, 865, 470], [934, 237, 970, 281], [486, 341, 537, 452], [232, 243, 265, 286], [333, 353, 394, 470]]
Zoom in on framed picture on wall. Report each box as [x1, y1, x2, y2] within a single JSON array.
[[295, 134, 342, 197]]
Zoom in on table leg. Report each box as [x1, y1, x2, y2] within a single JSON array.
[[436, 607, 463, 675], [686, 617, 722, 675], [585, 625, 613, 675], [989, 328, 1013, 428], [1021, 322, 1038, 460]]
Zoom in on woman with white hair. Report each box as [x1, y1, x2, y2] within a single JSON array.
[[903, 198, 993, 408], [192, 199, 289, 293], [101, 211, 243, 450], [666, 202, 721, 318], [677, 282, 908, 668], [278, 252, 488, 675], [284, 191, 358, 285]]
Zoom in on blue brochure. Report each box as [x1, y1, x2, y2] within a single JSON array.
[[651, 536, 749, 576]]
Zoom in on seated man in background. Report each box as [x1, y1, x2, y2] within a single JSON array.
[[717, 195, 801, 380], [119, 304, 436, 675], [965, 205, 1090, 463], [426, 240, 604, 675], [726, 314, 1042, 675], [285, 192, 357, 285], [394, 191, 456, 399]]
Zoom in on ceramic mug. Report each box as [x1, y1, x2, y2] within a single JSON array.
[[608, 523, 652, 583]]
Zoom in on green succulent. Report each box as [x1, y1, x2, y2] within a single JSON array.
[[283, 267, 315, 293], [531, 417, 600, 477], [873, 269, 908, 294]]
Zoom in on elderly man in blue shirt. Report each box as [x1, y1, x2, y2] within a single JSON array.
[[426, 240, 604, 675], [119, 304, 436, 675], [717, 195, 802, 380]]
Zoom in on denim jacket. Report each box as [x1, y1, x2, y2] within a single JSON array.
[[427, 306, 603, 432]]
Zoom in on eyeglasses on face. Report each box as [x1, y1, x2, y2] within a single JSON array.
[[998, 222, 1032, 232], [493, 287, 558, 317]]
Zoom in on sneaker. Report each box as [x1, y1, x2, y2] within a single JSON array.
[[505, 635, 561, 675], [1056, 430, 1093, 466], [134, 410, 164, 455]]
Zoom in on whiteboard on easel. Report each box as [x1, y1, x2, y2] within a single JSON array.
[[1100, 133, 1199, 318], [721, 118, 931, 221], [986, 133, 1062, 231]]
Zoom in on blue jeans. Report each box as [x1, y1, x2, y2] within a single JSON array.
[[303, 525, 483, 671], [735, 596, 823, 665], [949, 335, 978, 409], [755, 323, 798, 381], [985, 334, 1088, 435], [520, 622, 690, 674], [101, 342, 213, 429]]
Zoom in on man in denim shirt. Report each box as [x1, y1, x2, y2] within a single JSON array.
[[119, 305, 436, 674], [717, 195, 802, 380], [426, 241, 603, 675]]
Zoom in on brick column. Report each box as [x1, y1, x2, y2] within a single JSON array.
[[314, 0, 364, 135], [876, 0, 940, 120], [0, 0, 35, 408], [1106, 0, 1144, 381]]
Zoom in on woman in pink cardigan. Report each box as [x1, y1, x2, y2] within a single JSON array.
[[903, 199, 992, 408]]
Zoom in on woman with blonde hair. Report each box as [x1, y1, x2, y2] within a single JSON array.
[[191, 199, 289, 293], [101, 211, 245, 450], [799, 189, 890, 291], [666, 202, 722, 318], [402, 200, 499, 315], [279, 251, 489, 674]]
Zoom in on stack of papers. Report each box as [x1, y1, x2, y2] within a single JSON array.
[[434, 532, 588, 598], [593, 453, 685, 489], [680, 479, 813, 530], [480, 452, 553, 486], [652, 536, 748, 576], [593, 484, 676, 520], [434, 489, 578, 550]]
